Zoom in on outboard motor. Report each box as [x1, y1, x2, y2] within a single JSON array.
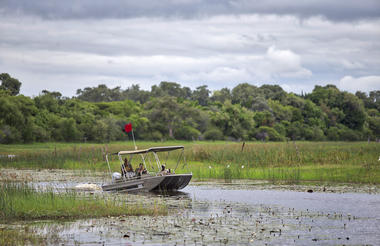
[[112, 172, 122, 182]]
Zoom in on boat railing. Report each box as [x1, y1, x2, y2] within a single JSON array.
[[105, 146, 188, 182]]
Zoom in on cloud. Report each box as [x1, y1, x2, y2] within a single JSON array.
[[338, 75, 380, 93], [0, 0, 379, 21], [264, 46, 312, 78], [0, 9, 379, 96]]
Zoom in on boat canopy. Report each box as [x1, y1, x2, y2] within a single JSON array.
[[114, 146, 184, 155]]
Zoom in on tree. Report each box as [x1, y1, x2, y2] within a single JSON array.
[[254, 126, 284, 141], [209, 100, 255, 140], [231, 83, 261, 109], [0, 73, 22, 96], [369, 90, 380, 111], [123, 84, 150, 104], [145, 97, 186, 139], [151, 81, 192, 100], [58, 118, 82, 141], [192, 85, 210, 106], [368, 116, 380, 139], [0, 94, 38, 143], [174, 125, 200, 140], [203, 128, 224, 140], [259, 84, 287, 102], [210, 88, 231, 103], [268, 100, 292, 122], [307, 84, 341, 107], [341, 92, 366, 130], [251, 96, 270, 112], [76, 84, 123, 102], [34, 90, 62, 113], [254, 111, 274, 127], [1, 80, 376, 143]]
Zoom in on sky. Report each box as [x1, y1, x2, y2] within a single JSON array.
[[0, 0, 379, 97]]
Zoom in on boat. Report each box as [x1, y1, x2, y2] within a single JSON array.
[[102, 145, 192, 192]]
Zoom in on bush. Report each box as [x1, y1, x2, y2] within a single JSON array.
[[174, 126, 200, 140], [33, 125, 50, 142], [339, 128, 361, 141], [273, 123, 286, 136], [303, 126, 325, 141], [150, 131, 163, 141], [0, 125, 22, 143], [203, 128, 224, 141], [326, 127, 339, 141], [255, 126, 285, 141]]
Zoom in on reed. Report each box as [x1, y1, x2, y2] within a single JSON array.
[[0, 183, 167, 221], [1, 141, 379, 184], [0, 228, 45, 246]]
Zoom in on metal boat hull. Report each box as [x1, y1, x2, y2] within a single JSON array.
[[151, 174, 192, 191], [102, 174, 192, 192]]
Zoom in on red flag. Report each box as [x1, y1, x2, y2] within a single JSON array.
[[124, 123, 132, 133]]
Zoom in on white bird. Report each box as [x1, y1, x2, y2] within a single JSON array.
[[241, 165, 245, 169], [7, 154, 16, 159], [227, 164, 230, 168], [209, 165, 212, 169]]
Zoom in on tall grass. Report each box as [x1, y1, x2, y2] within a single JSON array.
[[186, 141, 379, 167], [185, 164, 379, 184], [0, 182, 167, 221], [0, 228, 45, 246], [1, 141, 379, 184]]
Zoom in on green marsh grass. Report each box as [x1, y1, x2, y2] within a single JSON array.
[[1, 141, 379, 184], [0, 228, 46, 246], [0, 182, 167, 221]]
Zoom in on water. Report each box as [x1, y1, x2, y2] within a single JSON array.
[[183, 185, 380, 218], [1, 169, 380, 245], [9, 184, 379, 245]]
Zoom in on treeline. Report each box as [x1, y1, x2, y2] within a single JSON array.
[[0, 73, 379, 143]]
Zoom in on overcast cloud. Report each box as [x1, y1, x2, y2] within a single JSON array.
[[0, 0, 379, 96]]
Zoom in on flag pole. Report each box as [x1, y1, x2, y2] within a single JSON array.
[[124, 123, 137, 150], [131, 129, 137, 150]]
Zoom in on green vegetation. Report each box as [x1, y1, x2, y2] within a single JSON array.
[[190, 165, 379, 184], [0, 228, 45, 246], [181, 141, 380, 184], [1, 141, 379, 184], [1, 73, 379, 184], [0, 182, 167, 221], [1, 74, 379, 144]]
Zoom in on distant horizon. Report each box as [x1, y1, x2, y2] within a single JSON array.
[[18, 80, 377, 98]]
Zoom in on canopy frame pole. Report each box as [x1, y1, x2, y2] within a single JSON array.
[[131, 129, 137, 150], [174, 148, 184, 172], [147, 153, 155, 171], [152, 152, 162, 173], [118, 153, 128, 181], [106, 154, 112, 179], [164, 151, 170, 165], [140, 154, 147, 169], [182, 151, 190, 173]]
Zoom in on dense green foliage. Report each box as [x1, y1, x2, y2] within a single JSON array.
[[1, 74, 379, 143], [0, 73, 21, 96]]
